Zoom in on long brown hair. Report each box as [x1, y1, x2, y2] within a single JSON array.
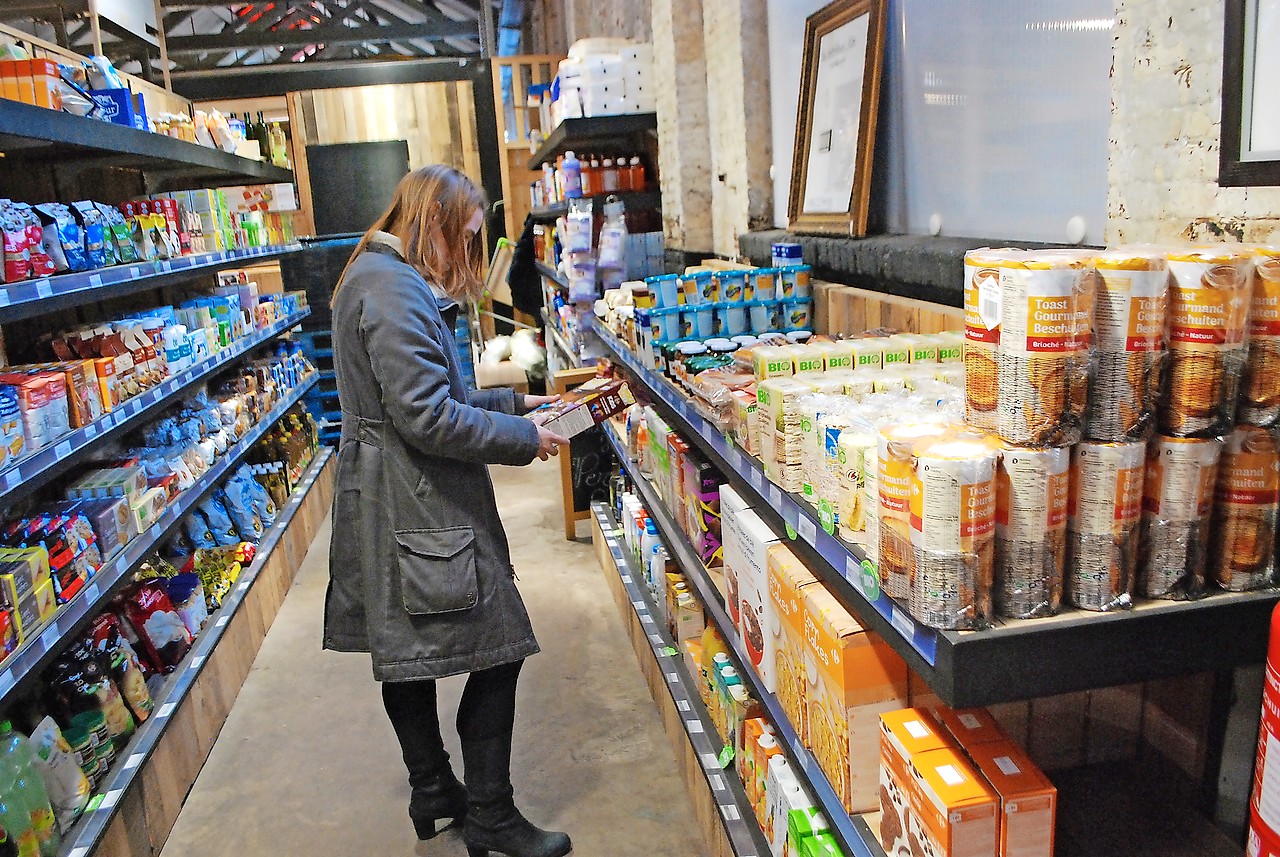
[[334, 164, 486, 305]]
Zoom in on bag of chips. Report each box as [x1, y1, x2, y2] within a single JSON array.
[[0, 200, 31, 283], [182, 508, 217, 550], [95, 203, 139, 264], [35, 203, 87, 272], [217, 482, 262, 542], [29, 717, 91, 834], [14, 202, 54, 277], [86, 612, 152, 724], [119, 581, 192, 673], [199, 496, 239, 547], [70, 201, 107, 269]]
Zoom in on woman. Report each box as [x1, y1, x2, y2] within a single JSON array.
[[323, 164, 572, 857]]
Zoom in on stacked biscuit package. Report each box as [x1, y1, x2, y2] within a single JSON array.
[[1068, 441, 1146, 610], [1241, 246, 1280, 426], [995, 250, 1092, 447], [1140, 436, 1222, 599], [995, 445, 1070, 618], [1211, 426, 1280, 592], [908, 430, 1000, 630], [1161, 248, 1252, 437], [877, 422, 951, 600], [1087, 248, 1169, 441], [962, 250, 1005, 431]]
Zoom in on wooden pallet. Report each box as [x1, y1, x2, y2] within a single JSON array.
[[813, 280, 963, 336]]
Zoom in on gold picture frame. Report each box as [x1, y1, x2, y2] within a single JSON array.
[[788, 0, 887, 235]]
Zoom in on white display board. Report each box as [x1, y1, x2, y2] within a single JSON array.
[[767, 0, 1112, 245]]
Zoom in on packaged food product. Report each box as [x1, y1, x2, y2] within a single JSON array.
[[908, 431, 1000, 630], [46, 652, 134, 750], [879, 708, 950, 857], [28, 718, 90, 834], [768, 544, 818, 743], [87, 612, 152, 724], [836, 424, 877, 544], [757, 378, 811, 492], [1211, 426, 1280, 592], [1243, 246, 1280, 426], [1087, 248, 1169, 441], [908, 747, 999, 857], [0, 200, 31, 283], [119, 581, 193, 672], [965, 740, 1057, 857], [34, 203, 87, 273], [165, 572, 208, 637], [1139, 436, 1222, 599], [69, 201, 107, 269], [995, 445, 1069, 618], [995, 250, 1092, 446], [963, 249, 1008, 431], [1068, 441, 1145, 611], [1162, 247, 1253, 436], [878, 423, 953, 600]]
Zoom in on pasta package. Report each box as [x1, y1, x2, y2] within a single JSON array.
[[1068, 441, 1145, 611], [996, 445, 1070, 618], [996, 250, 1093, 446], [1140, 436, 1222, 599], [1161, 247, 1252, 436], [878, 423, 953, 600], [1241, 246, 1280, 426], [1088, 248, 1169, 441], [908, 431, 1000, 630], [963, 249, 1008, 431], [1211, 426, 1280, 592], [757, 377, 810, 491]]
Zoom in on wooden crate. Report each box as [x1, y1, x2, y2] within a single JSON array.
[[816, 282, 963, 337], [96, 454, 336, 857]]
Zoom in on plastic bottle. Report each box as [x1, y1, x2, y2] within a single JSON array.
[[561, 151, 583, 199], [639, 519, 660, 569], [601, 158, 620, 193], [589, 156, 602, 196], [628, 156, 645, 192], [580, 155, 595, 197], [0, 762, 37, 857], [542, 163, 555, 203], [0, 724, 57, 856]]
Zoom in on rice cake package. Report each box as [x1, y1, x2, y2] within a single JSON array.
[[1162, 247, 1252, 437], [995, 250, 1092, 447], [1068, 441, 1145, 611], [757, 377, 810, 491], [1211, 425, 1280, 592], [1139, 436, 1222, 599], [995, 445, 1069, 618], [1087, 248, 1169, 441], [1242, 246, 1280, 426], [836, 423, 877, 544]]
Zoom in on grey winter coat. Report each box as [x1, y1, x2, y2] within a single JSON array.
[[322, 243, 543, 681]]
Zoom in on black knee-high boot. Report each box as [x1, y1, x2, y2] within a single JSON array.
[[457, 662, 571, 857], [381, 679, 468, 839]]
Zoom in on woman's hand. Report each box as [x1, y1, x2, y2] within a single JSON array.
[[536, 426, 571, 460], [524, 394, 560, 410]]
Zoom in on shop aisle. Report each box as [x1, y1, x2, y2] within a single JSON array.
[[159, 456, 705, 857]]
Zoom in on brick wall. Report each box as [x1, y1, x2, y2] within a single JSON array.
[[1109, 0, 1280, 244]]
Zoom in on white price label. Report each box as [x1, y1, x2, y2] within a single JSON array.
[[891, 604, 916, 640], [190, 655, 205, 670], [158, 702, 176, 718], [0, 290, 10, 307], [677, 699, 691, 712], [687, 720, 704, 734], [621, 575, 632, 585], [721, 805, 740, 822], [216, 615, 230, 627], [708, 774, 724, 791], [797, 516, 817, 544], [149, 523, 162, 539], [34, 279, 51, 298], [88, 274, 103, 287], [38, 622, 60, 651], [160, 260, 172, 272], [86, 582, 99, 601], [123, 754, 143, 771], [768, 485, 782, 507], [726, 445, 741, 471], [83, 423, 97, 439], [129, 267, 140, 279], [0, 670, 15, 697], [748, 468, 763, 490], [2, 469, 19, 491], [666, 672, 678, 684], [54, 440, 72, 459], [130, 400, 142, 416], [99, 790, 123, 810]]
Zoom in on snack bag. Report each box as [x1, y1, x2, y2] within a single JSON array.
[[235, 465, 276, 525], [217, 483, 262, 542], [199, 495, 240, 547], [183, 508, 218, 550], [87, 612, 153, 723], [164, 572, 208, 637], [94, 203, 140, 264], [0, 200, 31, 282], [14, 202, 54, 278], [29, 717, 91, 834], [70, 201, 107, 269], [119, 581, 192, 673], [35, 203, 88, 272]]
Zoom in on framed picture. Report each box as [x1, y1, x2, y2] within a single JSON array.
[[1221, 0, 1280, 186], [788, 0, 887, 235]]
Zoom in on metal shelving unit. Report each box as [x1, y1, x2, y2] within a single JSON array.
[[600, 426, 883, 857], [526, 113, 658, 170], [0, 99, 293, 191], [592, 318, 1280, 707], [0, 310, 309, 508], [529, 189, 663, 221], [57, 447, 332, 857], [536, 260, 567, 288], [591, 499, 773, 857], [0, 374, 318, 707], [0, 244, 305, 324]]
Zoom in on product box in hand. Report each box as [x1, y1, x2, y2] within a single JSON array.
[[965, 740, 1056, 857], [803, 587, 909, 812], [878, 709, 951, 857], [768, 544, 819, 743], [908, 747, 999, 857], [536, 378, 635, 438]]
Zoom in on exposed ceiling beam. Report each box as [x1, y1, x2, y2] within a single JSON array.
[[163, 17, 476, 51]]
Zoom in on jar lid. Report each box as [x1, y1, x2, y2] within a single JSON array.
[[677, 342, 708, 355]]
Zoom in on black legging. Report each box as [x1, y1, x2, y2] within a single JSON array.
[[381, 659, 523, 787]]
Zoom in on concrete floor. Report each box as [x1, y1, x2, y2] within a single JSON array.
[[159, 456, 705, 857]]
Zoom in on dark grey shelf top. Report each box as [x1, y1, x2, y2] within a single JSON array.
[[529, 189, 663, 221], [0, 99, 293, 189], [527, 113, 658, 170]]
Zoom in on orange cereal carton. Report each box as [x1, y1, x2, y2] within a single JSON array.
[[803, 585, 908, 812], [768, 543, 818, 742], [879, 708, 950, 857], [966, 741, 1056, 857], [936, 706, 1007, 749], [908, 747, 999, 857]]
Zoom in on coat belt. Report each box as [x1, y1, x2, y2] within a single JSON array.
[[341, 413, 385, 448]]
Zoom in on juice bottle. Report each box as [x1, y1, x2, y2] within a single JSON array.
[[0, 725, 57, 856], [628, 156, 645, 191], [0, 766, 37, 857]]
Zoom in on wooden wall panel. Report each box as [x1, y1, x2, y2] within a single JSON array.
[[816, 283, 964, 337]]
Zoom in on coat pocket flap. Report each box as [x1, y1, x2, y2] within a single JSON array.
[[396, 527, 478, 616], [395, 527, 474, 559]]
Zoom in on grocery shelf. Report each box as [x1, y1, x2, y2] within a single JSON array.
[[593, 318, 1280, 707], [600, 426, 882, 857], [541, 309, 581, 369], [0, 243, 306, 324], [536, 260, 567, 288], [0, 373, 319, 708], [590, 500, 773, 857], [57, 446, 331, 857], [0, 310, 310, 508], [529, 189, 663, 221], [0, 99, 293, 190], [526, 113, 658, 170]]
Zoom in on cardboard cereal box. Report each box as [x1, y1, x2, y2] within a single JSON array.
[[879, 709, 950, 857], [768, 543, 819, 742], [737, 506, 781, 693], [966, 740, 1056, 857], [936, 706, 1007, 749], [908, 747, 999, 857]]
